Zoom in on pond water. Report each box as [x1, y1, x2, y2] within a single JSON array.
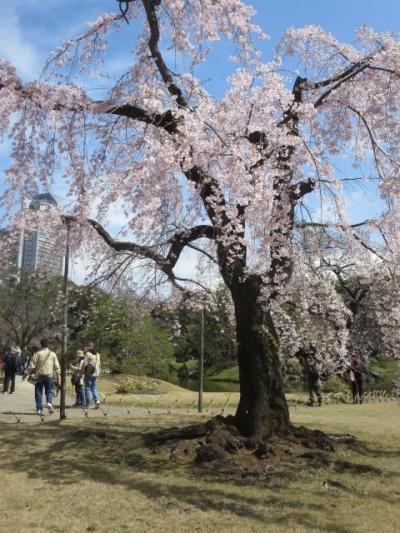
[[177, 370, 398, 395]]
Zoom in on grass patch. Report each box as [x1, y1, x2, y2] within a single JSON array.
[[169, 359, 199, 373], [370, 357, 400, 392], [1, 402, 400, 532], [206, 365, 239, 382], [370, 356, 398, 374]]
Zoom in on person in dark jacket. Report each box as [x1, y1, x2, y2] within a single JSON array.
[[305, 356, 323, 406], [348, 356, 365, 404], [2, 346, 19, 394], [296, 347, 323, 407]]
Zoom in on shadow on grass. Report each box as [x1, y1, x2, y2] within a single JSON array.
[[349, 440, 400, 459], [1, 421, 396, 532]]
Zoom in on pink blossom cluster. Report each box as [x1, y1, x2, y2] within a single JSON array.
[[1, 1, 400, 371]]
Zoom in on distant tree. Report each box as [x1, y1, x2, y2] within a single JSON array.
[[0, 273, 63, 351], [72, 287, 174, 378], [163, 285, 237, 369]]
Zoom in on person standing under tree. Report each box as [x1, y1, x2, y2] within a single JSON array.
[[297, 347, 323, 407], [2, 345, 19, 394], [26, 339, 61, 415], [348, 356, 365, 404], [69, 350, 85, 407], [80, 343, 101, 410], [306, 357, 323, 407]]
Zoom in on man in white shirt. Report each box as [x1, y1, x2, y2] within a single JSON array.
[[27, 338, 60, 415]]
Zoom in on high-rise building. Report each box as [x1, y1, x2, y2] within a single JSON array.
[[0, 193, 64, 278]]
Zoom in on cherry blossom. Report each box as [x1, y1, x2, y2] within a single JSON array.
[[1, 1, 400, 436]]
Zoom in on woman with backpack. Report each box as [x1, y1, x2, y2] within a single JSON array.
[[69, 350, 85, 406], [80, 343, 101, 409]]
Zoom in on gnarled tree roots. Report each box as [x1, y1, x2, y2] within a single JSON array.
[[132, 416, 357, 476]]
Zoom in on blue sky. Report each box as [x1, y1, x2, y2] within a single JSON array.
[[1, 0, 398, 92], [1, 0, 398, 159], [0, 0, 397, 279]]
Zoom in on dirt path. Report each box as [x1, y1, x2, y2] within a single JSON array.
[[0, 376, 157, 424]]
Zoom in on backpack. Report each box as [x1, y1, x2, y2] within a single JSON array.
[[71, 370, 80, 385], [84, 362, 96, 376]]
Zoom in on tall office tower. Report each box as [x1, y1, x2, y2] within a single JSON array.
[[0, 193, 64, 278], [23, 193, 64, 277]]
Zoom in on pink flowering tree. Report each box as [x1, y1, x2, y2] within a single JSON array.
[[316, 221, 400, 362], [1, 1, 400, 438]]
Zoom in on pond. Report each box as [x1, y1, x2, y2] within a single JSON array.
[[176, 369, 398, 395]]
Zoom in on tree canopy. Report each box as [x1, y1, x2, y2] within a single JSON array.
[[1, 0, 400, 436]]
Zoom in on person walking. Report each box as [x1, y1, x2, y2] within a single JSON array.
[[80, 343, 101, 410], [26, 339, 60, 415], [2, 345, 19, 394], [69, 350, 85, 406]]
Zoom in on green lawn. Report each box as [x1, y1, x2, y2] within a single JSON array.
[[1, 399, 399, 532], [207, 365, 239, 382]]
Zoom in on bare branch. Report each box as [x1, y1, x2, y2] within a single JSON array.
[[142, 0, 188, 109], [297, 219, 385, 261], [185, 242, 218, 264], [89, 219, 215, 276], [165, 225, 216, 269], [89, 219, 167, 264], [347, 104, 400, 175]]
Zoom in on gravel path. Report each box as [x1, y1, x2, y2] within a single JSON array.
[[0, 376, 167, 424]]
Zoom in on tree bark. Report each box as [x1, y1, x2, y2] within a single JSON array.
[[231, 276, 290, 439]]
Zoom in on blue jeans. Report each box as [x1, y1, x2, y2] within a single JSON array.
[[84, 376, 99, 407], [35, 375, 54, 410]]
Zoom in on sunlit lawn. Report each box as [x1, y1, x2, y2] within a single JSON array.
[[1, 395, 399, 532]]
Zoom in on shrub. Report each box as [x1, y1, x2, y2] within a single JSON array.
[[322, 376, 349, 394], [115, 376, 161, 394]]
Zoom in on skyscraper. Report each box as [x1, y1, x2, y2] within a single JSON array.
[[0, 193, 64, 278]]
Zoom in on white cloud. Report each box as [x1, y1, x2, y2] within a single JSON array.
[[0, 5, 40, 79]]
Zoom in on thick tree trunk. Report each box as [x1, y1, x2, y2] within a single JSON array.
[[231, 276, 290, 439]]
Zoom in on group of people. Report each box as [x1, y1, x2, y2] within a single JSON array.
[[68, 347, 101, 409], [301, 349, 369, 407], [1, 339, 101, 415]]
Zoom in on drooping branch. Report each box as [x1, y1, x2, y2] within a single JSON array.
[[313, 61, 372, 108], [185, 242, 218, 264], [347, 104, 400, 177], [297, 218, 378, 230], [310, 50, 399, 109], [297, 219, 385, 261]]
